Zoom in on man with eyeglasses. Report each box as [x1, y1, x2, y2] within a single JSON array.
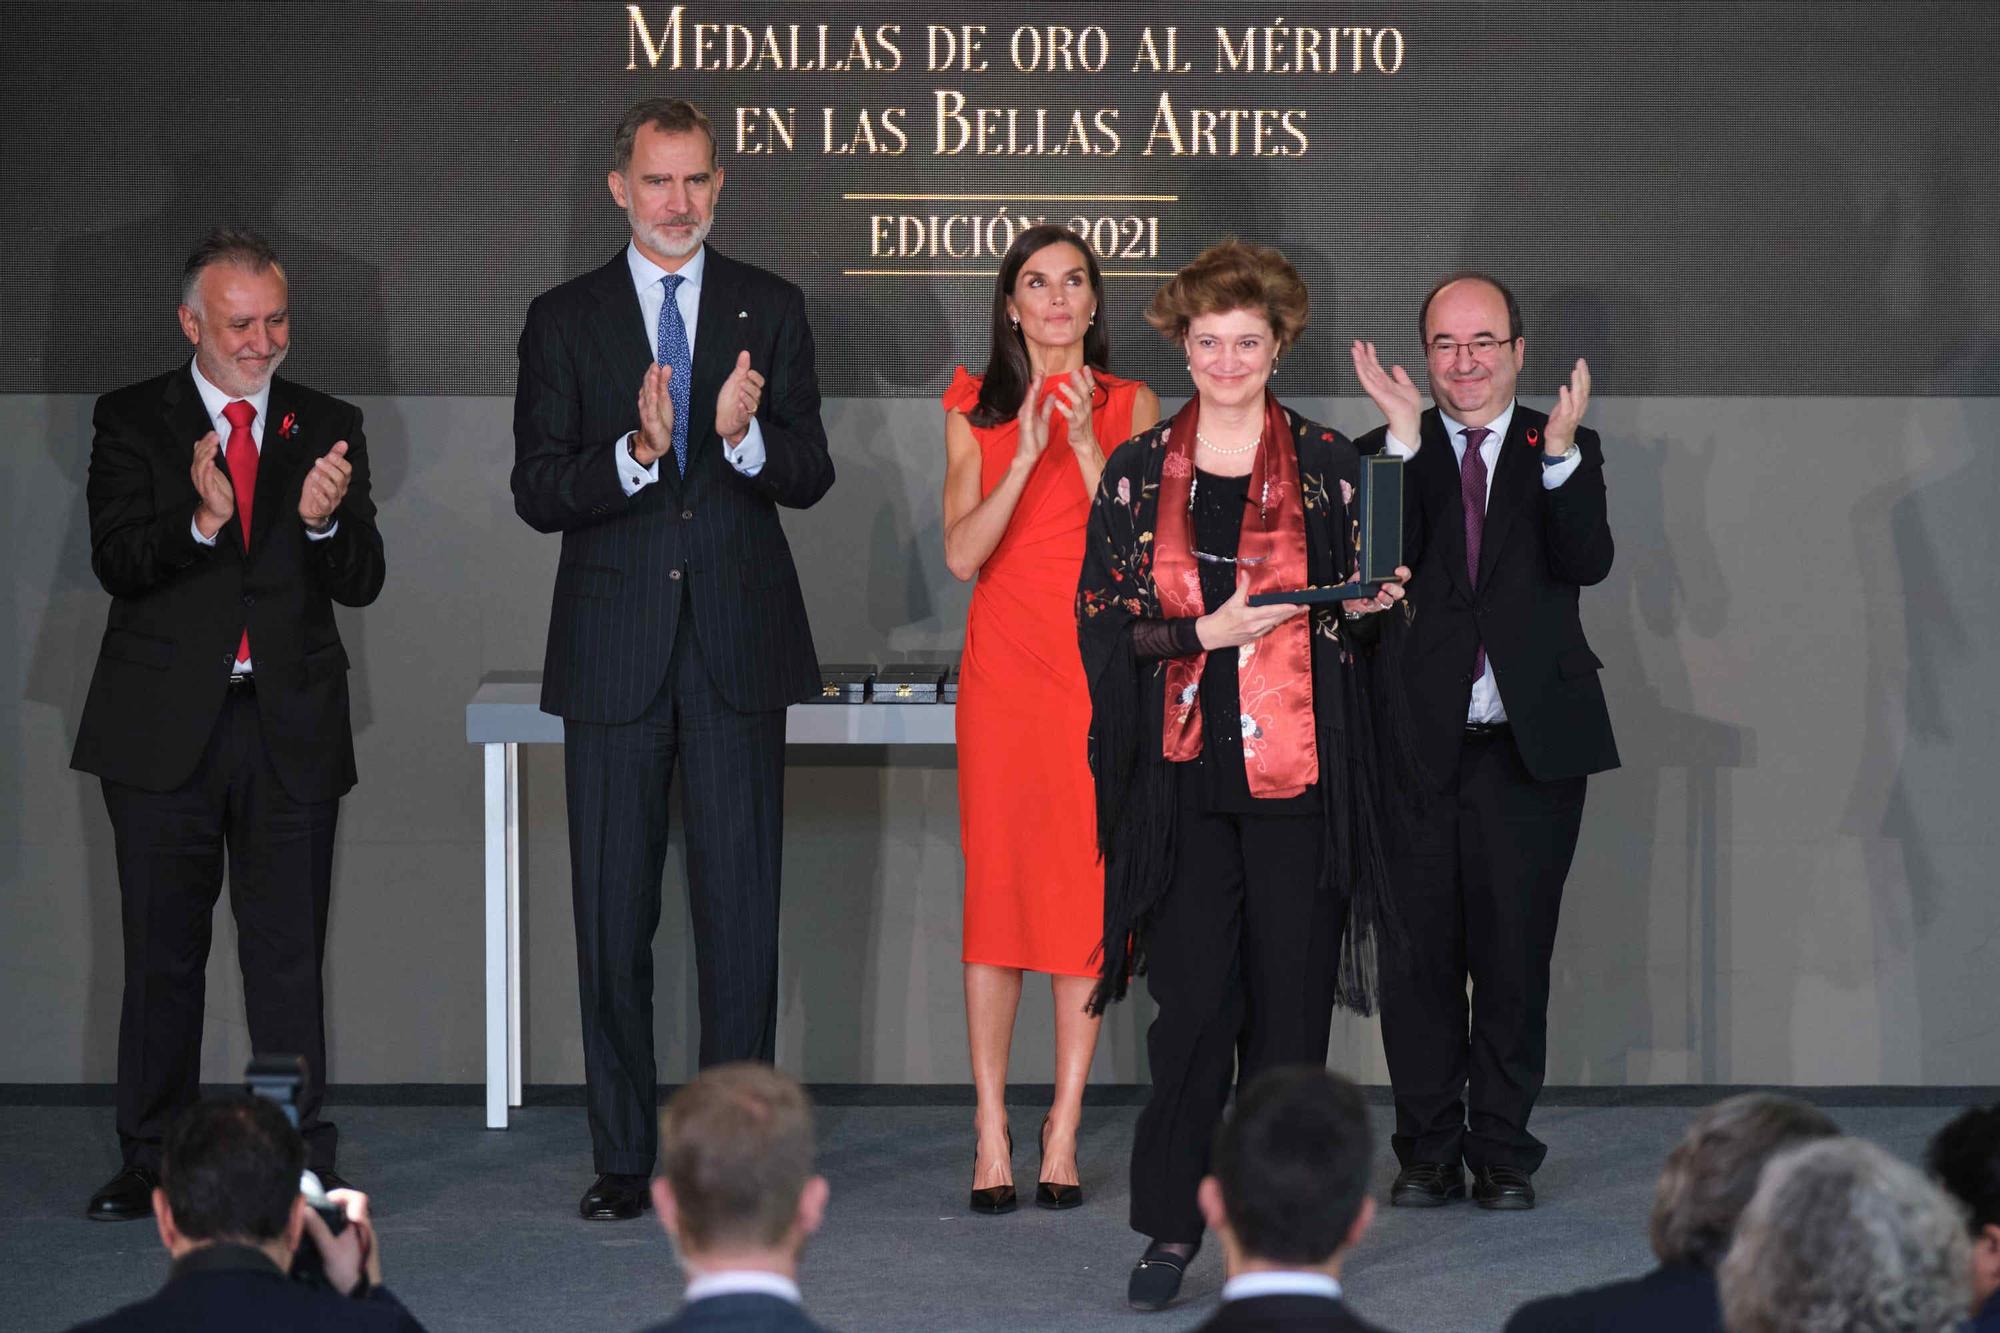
[[1347, 273, 1618, 1213]]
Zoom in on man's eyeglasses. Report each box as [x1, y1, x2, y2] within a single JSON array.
[[1426, 336, 1515, 361]]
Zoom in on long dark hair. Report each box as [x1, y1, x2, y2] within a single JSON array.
[[970, 224, 1111, 428]]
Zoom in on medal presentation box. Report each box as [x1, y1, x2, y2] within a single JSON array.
[[813, 663, 876, 704], [872, 664, 946, 704], [1247, 456, 1404, 606]]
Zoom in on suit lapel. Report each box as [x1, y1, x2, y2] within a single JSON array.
[[246, 378, 299, 560], [162, 364, 214, 450], [1420, 409, 1474, 601], [1476, 406, 1537, 588], [588, 250, 658, 406], [681, 248, 738, 502]]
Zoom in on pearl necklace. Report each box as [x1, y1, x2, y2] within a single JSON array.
[[1195, 428, 1259, 455]]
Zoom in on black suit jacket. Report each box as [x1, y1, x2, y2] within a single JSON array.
[[1192, 1293, 1390, 1333], [637, 1292, 831, 1333], [1357, 405, 1617, 786], [69, 1244, 424, 1332], [511, 247, 833, 723], [1503, 1262, 1719, 1332], [70, 366, 385, 800]]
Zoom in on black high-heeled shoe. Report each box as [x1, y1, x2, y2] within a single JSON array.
[[1036, 1113, 1082, 1210], [969, 1126, 1015, 1214]]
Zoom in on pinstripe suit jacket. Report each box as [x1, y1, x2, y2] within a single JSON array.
[[512, 247, 833, 722]]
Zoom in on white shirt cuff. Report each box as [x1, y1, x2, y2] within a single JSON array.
[[1382, 431, 1418, 459], [305, 519, 339, 541], [723, 417, 766, 477], [1540, 447, 1582, 488], [192, 516, 219, 546], [617, 431, 660, 494]]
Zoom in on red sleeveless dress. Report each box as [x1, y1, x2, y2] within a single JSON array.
[[946, 367, 1144, 976]]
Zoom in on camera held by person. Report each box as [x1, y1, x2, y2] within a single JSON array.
[[68, 1073, 424, 1332]]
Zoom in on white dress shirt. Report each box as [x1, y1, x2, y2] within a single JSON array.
[[1220, 1271, 1344, 1302], [187, 357, 336, 672], [616, 241, 767, 493], [682, 1270, 802, 1306], [1381, 399, 1578, 724]]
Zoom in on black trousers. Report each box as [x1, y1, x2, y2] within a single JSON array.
[[563, 614, 787, 1175], [1130, 767, 1342, 1243], [1378, 726, 1585, 1174], [103, 685, 339, 1172]]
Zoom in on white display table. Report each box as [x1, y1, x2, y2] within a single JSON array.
[[466, 674, 956, 1127]]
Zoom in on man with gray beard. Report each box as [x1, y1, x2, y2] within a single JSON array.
[[74, 227, 385, 1221], [512, 98, 833, 1221]]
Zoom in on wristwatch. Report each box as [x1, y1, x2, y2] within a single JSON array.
[[1540, 441, 1580, 467]]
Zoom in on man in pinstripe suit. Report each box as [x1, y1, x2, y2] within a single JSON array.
[[512, 98, 834, 1221]]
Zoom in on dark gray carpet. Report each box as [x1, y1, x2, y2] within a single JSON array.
[[0, 1098, 1966, 1332]]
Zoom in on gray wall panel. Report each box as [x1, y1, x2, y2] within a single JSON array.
[[4, 392, 1995, 1085]]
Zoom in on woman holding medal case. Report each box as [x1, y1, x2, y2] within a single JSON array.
[[1074, 238, 1415, 1310], [944, 224, 1159, 1217]]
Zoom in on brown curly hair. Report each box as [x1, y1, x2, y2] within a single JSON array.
[[1145, 238, 1309, 352]]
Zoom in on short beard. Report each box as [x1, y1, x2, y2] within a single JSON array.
[[637, 211, 714, 260], [205, 344, 287, 398]]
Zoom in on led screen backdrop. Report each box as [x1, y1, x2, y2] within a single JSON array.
[[3, 1, 1995, 396]]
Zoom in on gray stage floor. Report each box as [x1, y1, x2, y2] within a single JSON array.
[[0, 1096, 1968, 1332]]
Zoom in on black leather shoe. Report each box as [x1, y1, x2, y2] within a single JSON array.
[[1390, 1161, 1467, 1208], [970, 1127, 1015, 1214], [87, 1166, 158, 1221], [1127, 1239, 1198, 1311], [1473, 1164, 1536, 1210], [579, 1172, 650, 1221], [1035, 1114, 1082, 1210]]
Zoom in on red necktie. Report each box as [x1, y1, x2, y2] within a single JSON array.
[[1459, 426, 1490, 679], [223, 399, 258, 662]]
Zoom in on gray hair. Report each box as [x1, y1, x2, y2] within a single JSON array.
[[1719, 1137, 1971, 1333], [180, 226, 284, 312], [1649, 1093, 1840, 1268], [611, 97, 717, 173]]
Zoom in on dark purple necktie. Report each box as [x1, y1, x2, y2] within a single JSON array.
[[1459, 426, 1491, 678]]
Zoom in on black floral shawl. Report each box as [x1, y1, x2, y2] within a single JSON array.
[[1075, 405, 1420, 1015]]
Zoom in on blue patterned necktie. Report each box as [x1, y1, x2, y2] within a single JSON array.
[[656, 273, 692, 475]]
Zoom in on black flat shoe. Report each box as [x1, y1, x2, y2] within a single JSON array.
[[1473, 1164, 1536, 1210], [1127, 1239, 1198, 1311], [1036, 1114, 1082, 1210], [970, 1126, 1014, 1214], [1390, 1160, 1467, 1208], [87, 1166, 158, 1222], [579, 1172, 650, 1221]]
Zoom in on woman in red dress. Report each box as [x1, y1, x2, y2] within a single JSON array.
[[944, 224, 1159, 1214]]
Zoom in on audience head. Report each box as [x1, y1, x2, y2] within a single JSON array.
[[1147, 238, 1308, 414], [653, 1063, 827, 1273], [1927, 1102, 2000, 1312], [1719, 1136, 1971, 1333], [1198, 1066, 1374, 1274], [154, 1094, 308, 1262], [1649, 1092, 1839, 1269], [971, 223, 1108, 428]]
